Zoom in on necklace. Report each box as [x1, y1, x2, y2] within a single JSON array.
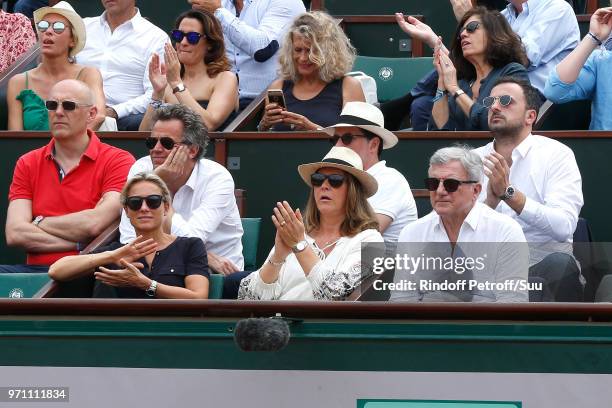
[[318, 237, 341, 251]]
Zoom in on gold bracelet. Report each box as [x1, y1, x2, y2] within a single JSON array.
[[267, 258, 285, 267]]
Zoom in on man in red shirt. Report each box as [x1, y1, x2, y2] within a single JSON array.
[[1, 79, 135, 273]]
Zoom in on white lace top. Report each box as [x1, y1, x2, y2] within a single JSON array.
[[238, 229, 383, 301]]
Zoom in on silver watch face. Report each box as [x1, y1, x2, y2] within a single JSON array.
[[504, 185, 515, 199], [293, 241, 307, 252]]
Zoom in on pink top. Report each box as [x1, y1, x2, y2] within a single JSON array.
[[0, 10, 37, 74]]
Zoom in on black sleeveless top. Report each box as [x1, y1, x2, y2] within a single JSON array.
[[197, 100, 237, 131], [272, 78, 343, 131]]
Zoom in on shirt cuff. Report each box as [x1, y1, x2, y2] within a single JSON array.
[[214, 8, 235, 29], [304, 260, 324, 288], [517, 196, 539, 225], [250, 269, 282, 300]]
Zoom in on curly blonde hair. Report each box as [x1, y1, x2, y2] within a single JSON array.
[[278, 11, 356, 83]]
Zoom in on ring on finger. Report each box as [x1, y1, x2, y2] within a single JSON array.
[[280, 221, 287, 227]]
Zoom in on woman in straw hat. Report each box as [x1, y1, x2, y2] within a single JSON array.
[[238, 146, 383, 301], [7, 1, 106, 131]]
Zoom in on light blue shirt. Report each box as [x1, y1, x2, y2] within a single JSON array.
[[214, 0, 305, 99], [502, 0, 579, 92], [544, 49, 612, 130]]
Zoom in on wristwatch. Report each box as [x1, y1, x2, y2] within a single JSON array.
[[291, 240, 308, 254], [172, 83, 186, 94], [145, 280, 158, 297], [32, 215, 44, 226], [500, 185, 516, 200], [453, 89, 465, 99]]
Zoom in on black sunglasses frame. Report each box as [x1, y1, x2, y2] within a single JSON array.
[[329, 133, 367, 146], [170, 29, 205, 45], [45, 100, 91, 111], [37, 20, 67, 34], [125, 195, 164, 211], [311, 172, 346, 188], [425, 177, 477, 193], [458, 20, 480, 39], [482, 95, 513, 109], [145, 136, 188, 150]]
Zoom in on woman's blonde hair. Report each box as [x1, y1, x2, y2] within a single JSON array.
[[278, 11, 356, 83], [302, 171, 378, 236], [120, 173, 171, 207]]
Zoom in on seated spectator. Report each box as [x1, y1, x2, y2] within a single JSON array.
[[390, 146, 529, 303], [189, 0, 306, 111], [49, 173, 210, 299], [7, 1, 106, 131], [476, 77, 584, 301], [139, 10, 238, 132], [326, 102, 417, 246], [238, 146, 383, 301], [1, 79, 134, 274], [13, 0, 59, 18], [76, 0, 168, 131], [257, 11, 364, 132], [120, 104, 244, 275], [544, 7, 612, 130], [0, 9, 37, 74], [430, 7, 529, 130]]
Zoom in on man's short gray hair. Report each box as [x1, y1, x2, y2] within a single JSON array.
[[429, 145, 483, 182], [152, 104, 209, 160]]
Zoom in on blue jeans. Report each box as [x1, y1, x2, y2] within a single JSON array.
[[13, 0, 47, 17], [117, 113, 145, 131], [0, 264, 49, 273]]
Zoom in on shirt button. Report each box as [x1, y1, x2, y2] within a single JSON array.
[[170, 268, 174, 273]]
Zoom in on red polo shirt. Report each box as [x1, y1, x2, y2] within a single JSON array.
[[8, 130, 135, 265]]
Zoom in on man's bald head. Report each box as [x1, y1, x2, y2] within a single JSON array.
[[47, 79, 97, 140], [49, 79, 94, 106]]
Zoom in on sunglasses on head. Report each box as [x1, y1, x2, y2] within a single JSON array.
[[37, 20, 67, 34], [170, 29, 205, 45], [329, 133, 366, 146], [125, 195, 164, 211], [45, 100, 92, 111], [482, 95, 513, 109], [425, 177, 477, 193], [458, 20, 480, 39], [311, 172, 346, 188], [145, 136, 187, 150]]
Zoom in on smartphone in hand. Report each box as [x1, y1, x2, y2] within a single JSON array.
[[266, 89, 286, 109]]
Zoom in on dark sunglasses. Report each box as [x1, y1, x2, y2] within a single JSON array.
[[458, 20, 480, 39], [311, 172, 346, 188], [37, 20, 67, 34], [170, 29, 205, 45], [425, 177, 477, 193], [329, 133, 366, 146], [45, 100, 92, 111], [145, 136, 187, 150], [482, 95, 513, 108], [125, 195, 164, 211]]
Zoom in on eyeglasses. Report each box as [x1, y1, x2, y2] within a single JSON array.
[[45, 100, 92, 111], [458, 20, 480, 39], [329, 133, 366, 146], [37, 20, 67, 34], [170, 30, 205, 45], [125, 195, 164, 211], [482, 95, 513, 109], [145, 136, 187, 150], [311, 172, 346, 188], [425, 177, 477, 193]]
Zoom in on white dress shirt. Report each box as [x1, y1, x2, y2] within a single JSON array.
[[367, 161, 418, 244], [77, 9, 168, 118], [238, 229, 383, 300], [391, 202, 529, 303], [501, 0, 579, 92], [475, 134, 583, 265], [214, 0, 305, 99], [120, 157, 244, 270]]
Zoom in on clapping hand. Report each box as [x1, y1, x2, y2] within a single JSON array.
[[164, 42, 182, 89], [271, 201, 305, 259], [395, 12, 438, 49], [110, 235, 158, 265], [95, 259, 149, 289], [148, 52, 168, 99], [589, 7, 612, 43]]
